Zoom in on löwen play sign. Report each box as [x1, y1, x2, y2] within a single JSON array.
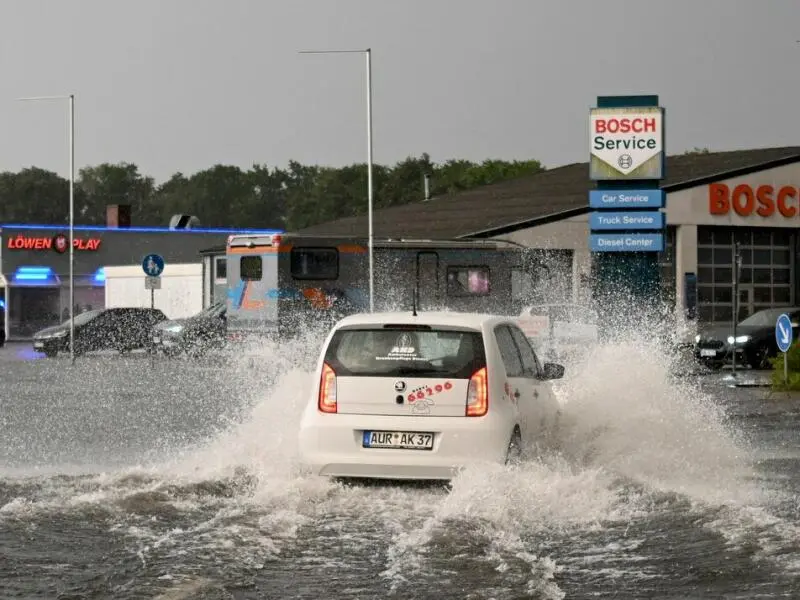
[[6, 234, 102, 252]]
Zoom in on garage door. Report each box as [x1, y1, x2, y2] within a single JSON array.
[[696, 227, 794, 325]]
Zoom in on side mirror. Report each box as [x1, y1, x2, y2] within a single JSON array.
[[541, 362, 565, 380]]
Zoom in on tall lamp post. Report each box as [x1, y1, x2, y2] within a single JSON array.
[[18, 94, 75, 363], [298, 48, 374, 312]]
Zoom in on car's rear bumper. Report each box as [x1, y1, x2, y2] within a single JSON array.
[[298, 412, 511, 480]]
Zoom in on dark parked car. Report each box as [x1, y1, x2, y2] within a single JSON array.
[[32, 307, 168, 358], [694, 307, 800, 369], [151, 302, 226, 356]]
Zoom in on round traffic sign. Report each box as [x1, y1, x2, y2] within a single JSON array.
[[142, 254, 165, 277], [775, 313, 793, 353]]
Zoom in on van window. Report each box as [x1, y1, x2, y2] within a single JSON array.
[[291, 248, 339, 279], [324, 327, 486, 378], [215, 256, 227, 280], [240, 256, 262, 280], [447, 267, 490, 296], [511, 268, 533, 302]]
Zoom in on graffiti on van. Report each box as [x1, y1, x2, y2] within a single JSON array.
[[227, 282, 368, 311]]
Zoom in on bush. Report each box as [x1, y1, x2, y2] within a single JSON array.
[[770, 341, 800, 390]]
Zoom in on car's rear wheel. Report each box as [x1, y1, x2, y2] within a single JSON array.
[[505, 428, 523, 466]]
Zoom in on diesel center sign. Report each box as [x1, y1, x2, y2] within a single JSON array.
[[589, 106, 664, 180]]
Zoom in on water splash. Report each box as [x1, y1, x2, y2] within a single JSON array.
[[1, 316, 798, 597]]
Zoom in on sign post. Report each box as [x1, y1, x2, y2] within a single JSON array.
[[142, 254, 165, 310], [588, 95, 666, 340], [731, 244, 742, 378], [776, 313, 792, 386]]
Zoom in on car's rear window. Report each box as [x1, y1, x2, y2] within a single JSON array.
[[324, 327, 485, 378]]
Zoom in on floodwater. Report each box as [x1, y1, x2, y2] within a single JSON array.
[[0, 336, 798, 599]]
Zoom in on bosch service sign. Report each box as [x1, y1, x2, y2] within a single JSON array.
[[589, 106, 664, 180]]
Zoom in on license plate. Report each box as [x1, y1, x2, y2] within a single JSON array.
[[700, 349, 717, 357], [33, 342, 43, 349], [362, 431, 434, 450]]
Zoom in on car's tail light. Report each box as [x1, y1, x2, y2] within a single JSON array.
[[272, 234, 282, 247], [318, 362, 337, 413], [466, 366, 488, 417]]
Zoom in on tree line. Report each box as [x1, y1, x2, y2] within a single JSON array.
[[0, 154, 544, 231]]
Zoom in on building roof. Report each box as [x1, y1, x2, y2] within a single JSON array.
[[0, 224, 282, 235], [292, 146, 800, 239]]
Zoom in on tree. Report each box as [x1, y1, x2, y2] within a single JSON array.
[[78, 162, 156, 225], [0, 154, 546, 231]]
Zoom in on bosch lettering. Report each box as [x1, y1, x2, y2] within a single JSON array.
[[594, 117, 657, 134], [708, 183, 799, 218]]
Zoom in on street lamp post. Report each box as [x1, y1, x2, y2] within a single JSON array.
[[299, 48, 374, 312], [18, 94, 75, 363]]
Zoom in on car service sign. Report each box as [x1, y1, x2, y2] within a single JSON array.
[[590, 106, 664, 180]]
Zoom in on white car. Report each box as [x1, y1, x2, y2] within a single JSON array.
[[297, 311, 565, 481]]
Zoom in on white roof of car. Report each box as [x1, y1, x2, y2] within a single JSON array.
[[333, 311, 508, 330]]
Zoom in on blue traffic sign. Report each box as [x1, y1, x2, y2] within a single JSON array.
[[589, 233, 664, 252], [590, 210, 665, 231], [776, 313, 793, 353], [142, 254, 165, 277], [589, 189, 665, 209]]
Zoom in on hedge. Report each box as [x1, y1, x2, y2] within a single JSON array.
[[770, 341, 800, 390]]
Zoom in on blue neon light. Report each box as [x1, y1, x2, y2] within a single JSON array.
[[93, 267, 106, 284], [0, 299, 5, 309], [0, 224, 282, 234], [13, 266, 56, 282]]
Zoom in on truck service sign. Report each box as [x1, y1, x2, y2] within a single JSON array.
[[589, 106, 664, 180]]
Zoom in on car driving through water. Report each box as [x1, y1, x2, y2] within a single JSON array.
[[297, 311, 565, 481]]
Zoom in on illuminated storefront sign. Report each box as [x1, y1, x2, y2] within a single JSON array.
[[708, 183, 800, 218], [5, 234, 102, 251]]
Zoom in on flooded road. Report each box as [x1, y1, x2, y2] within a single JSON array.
[[0, 339, 798, 599]]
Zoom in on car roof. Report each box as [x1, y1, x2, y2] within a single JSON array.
[[332, 311, 511, 331]]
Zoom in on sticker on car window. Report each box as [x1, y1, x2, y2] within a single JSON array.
[[376, 333, 425, 361]]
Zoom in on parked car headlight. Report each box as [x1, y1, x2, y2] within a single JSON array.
[[165, 324, 184, 333], [727, 335, 750, 344], [43, 330, 68, 339], [695, 334, 701, 343]]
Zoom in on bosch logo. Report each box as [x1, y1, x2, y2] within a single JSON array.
[[618, 154, 633, 169], [394, 381, 406, 392]]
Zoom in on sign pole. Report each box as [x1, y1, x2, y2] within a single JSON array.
[[731, 243, 740, 378], [143, 253, 165, 365], [785, 351, 788, 386], [68, 94, 75, 365]]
